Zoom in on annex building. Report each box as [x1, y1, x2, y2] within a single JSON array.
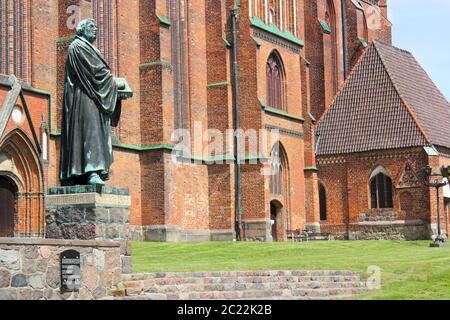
[[316, 41, 450, 240]]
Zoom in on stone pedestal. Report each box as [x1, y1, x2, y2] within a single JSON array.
[[45, 185, 131, 241], [429, 242, 450, 248], [45, 185, 133, 274]]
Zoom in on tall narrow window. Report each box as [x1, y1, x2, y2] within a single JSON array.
[[171, 0, 189, 130], [270, 146, 282, 195], [92, 0, 118, 74], [324, 0, 338, 103], [268, 0, 280, 26], [319, 184, 327, 220], [261, 0, 268, 22], [370, 172, 393, 209], [249, 0, 259, 17], [266, 52, 285, 110], [92, 0, 119, 137], [286, 0, 296, 35], [0, 0, 30, 81], [269, 142, 288, 196]]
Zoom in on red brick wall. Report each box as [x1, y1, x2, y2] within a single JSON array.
[[317, 147, 433, 236], [205, 0, 235, 232], [305, 0, 392, 119], [345, 0, 366, 70], [208, 164, 234, 231], [164, 154, 210, 231]]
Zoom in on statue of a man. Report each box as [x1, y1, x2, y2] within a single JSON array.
[[60, 19, 122, 186]]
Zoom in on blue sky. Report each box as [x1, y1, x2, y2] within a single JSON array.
[[389, 0, 450, 101]]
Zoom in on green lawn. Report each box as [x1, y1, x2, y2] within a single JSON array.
[[131, 240, 450, 300]]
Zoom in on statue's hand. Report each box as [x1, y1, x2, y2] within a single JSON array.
[[114, 77, 133, 100], [114, 77, 126, 90]]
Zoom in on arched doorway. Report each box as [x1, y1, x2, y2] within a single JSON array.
[[268, 141, 289, 242], [0, 176, 17, 237], [270, 200, 283, 241], [1, 129, 46, 237]]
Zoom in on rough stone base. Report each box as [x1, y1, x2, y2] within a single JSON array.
[[322, 220, 430, 240], [117, 270, 368, 300], [46, 185, 131, 241], [242, 220, 272, 242], [0, 238, 122, 300], [129, 225, 235, 242], [210, 230, 236, 241]]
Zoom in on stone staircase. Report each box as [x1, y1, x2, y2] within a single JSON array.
[[111, 270, 368, 300]]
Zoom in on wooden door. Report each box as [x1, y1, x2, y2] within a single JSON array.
[[271, 202, 277, 242], [0, 177, 16, 237]]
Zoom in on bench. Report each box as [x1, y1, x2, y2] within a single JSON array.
[[306, 231, 332, 241], [286, 229, 309, 242], [286, 229, 332, 241]]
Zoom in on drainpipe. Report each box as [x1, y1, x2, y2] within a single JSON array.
[[180, 0, 187, 129], [341, 0, 349, 239], [231, 1, 242, 241], [341, 0, 348, 78]]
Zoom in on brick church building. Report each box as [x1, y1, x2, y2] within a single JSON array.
[[1, 0, 446, 242]]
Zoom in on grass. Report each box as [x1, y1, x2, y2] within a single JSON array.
[[131, 240, 450, 300]]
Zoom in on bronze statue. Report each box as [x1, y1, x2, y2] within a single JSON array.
[[60, 19, 131, 186]]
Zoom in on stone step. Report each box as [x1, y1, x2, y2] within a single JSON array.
[[110, 294, 168, 301], [122, 275, 363, 288], [252, 294, 358, 300], [117, 270, 368, 300], [116, 294, 358, 301], [120, 287, 367, 300], [121, 270, 358, 281], [140, 281, 367, 294]]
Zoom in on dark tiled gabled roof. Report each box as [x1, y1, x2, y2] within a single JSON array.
[[316, 41, 449, 155], [375, 41, 450, 148]]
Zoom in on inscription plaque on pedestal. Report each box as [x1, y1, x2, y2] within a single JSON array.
[[60, 249, 81, 292]]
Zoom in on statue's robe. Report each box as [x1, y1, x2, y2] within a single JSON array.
[[60, 36, 120, 183]]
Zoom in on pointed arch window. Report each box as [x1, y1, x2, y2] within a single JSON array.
[[252, 0, 296, 33], [170, 0, 189, 130], [370, 169, 393, 209], [266, 52, 285, 111], [286, 0, 297, 35], [269, 145, 282, 195], [323, 0, 338, 100], [268, 0, 280, 26], [92, 0, 118, 73], [269, 142, 288, 196]]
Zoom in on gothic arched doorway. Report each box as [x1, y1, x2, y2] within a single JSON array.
[[270, 200, 283, 241], [0, 176, 17, 237]]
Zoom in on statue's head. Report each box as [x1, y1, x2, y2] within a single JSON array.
[[76, 19, 97, 43]]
